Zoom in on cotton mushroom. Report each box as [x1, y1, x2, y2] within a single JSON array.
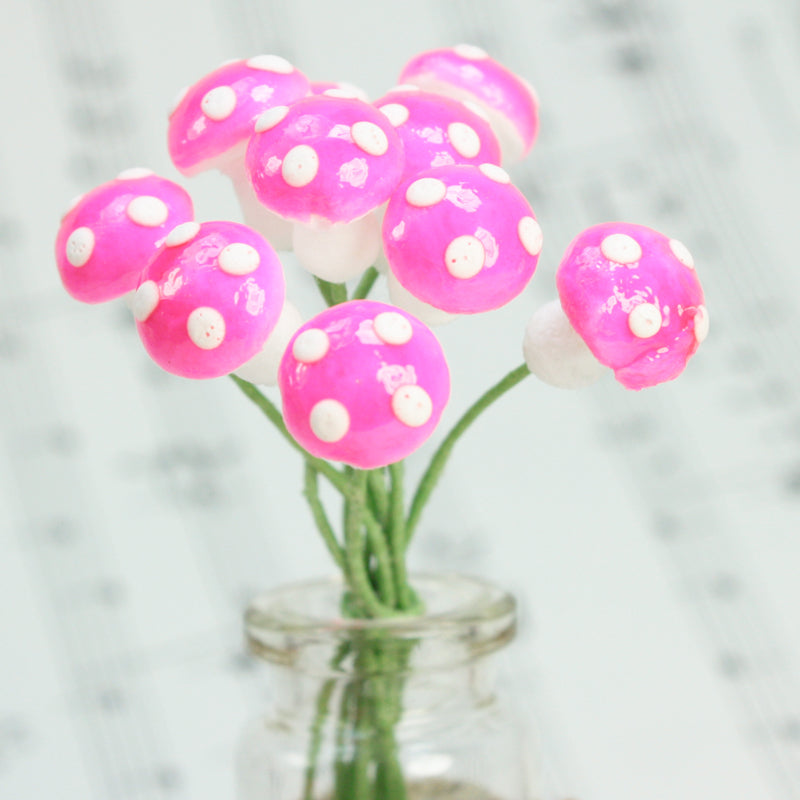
[[523, 222, 708, 390], [132, 220, 285, 379], [168, 56, 310, 249], [246, 94, 405, 281], [373, 87, 501, 182], [398, 45, 539, 164], [382, 163, 542, 317], [55, 168, 194, 303], [278, 300, 450, 468]]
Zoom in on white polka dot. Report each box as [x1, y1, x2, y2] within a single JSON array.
[[126, 196, 169, 227], [254, 105, 290, 133], [392, 385, 433, 427], [669, 238, 695, 269], [628, 303, 662, 338], [405, 177, 447, 207], [116, 167, 154, 180], [201, 86, 237, 121], [165, 221, 200, 247], [132, 280, 159, 322], [454, 44, 489, 60], [379, 103, 410, 127], [310, 399, 350, 442], [601, 233, 642, 264], [373, 312, 413, 345], [282, 145, 319, 187], [444, 235, 485, 279], [352, 121, 389, 156], [518, 217, 543, 256], [218, 243, 260, 275], [247, 55, 294, 74], [448, 122, 481, 158], [479, 163, 510, 184], [187, 307, 226, 349], [392, 83, 420, 93], [292, 328, 329, 363], [169, 85, 189, 117], [65, 227, 94, 267], [694, 305, 709, 343]]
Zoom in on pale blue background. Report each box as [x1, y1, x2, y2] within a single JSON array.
[[1, 1, 799, 798]]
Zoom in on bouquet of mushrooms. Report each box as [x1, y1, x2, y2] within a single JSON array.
[[55, 44, 708, 798], [55, 44, 708, 611]]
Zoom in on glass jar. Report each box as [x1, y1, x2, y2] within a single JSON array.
[[237, 573, 539, 800]]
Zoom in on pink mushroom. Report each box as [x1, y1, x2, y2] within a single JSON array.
[[168, 56, 310, 249], [55, 168, 194, 303], [373, 87, 501, 182], [132, 220, 285, 379], [382, 163, 542, 316], [278, 300, 450, 468], [398, 45, 539, 164], [523, 222, 708, 390], [245, 94, 405, 281]]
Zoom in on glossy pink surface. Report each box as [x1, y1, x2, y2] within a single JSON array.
[[134, 221, 285, 379], [245, 95, 405, 224], [556, 222, 707, 390], [55, 171, 194, 303], [373, 88, 501, 183], [168, 57, 310, 175], [383, 164, 541, 314], [278, 301, 450, 468], [398, 46, 539, 160]]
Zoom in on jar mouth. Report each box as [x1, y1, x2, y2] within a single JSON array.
[[244, 573, 517, 675]]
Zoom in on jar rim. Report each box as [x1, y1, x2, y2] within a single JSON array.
[[244, 572, 517, 674]]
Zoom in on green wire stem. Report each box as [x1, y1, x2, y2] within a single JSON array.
[[303, 464, 346, 572], [352, 266, 379, 301], [387, 462, 411, 609], [229, 375, 349, 494], [343, 471, 395, 618], [315, 277, 348, 306], [405, 363, 531, 546], [367, 469, 389, 526]]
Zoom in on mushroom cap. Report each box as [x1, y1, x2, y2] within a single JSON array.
[[373, 88, 501, 182], [133, 220, 285, 379], [382, 163, 542, 314], [168, 56, 310, 176], [245, 95, 405, 224], [398, 45, 539, 163], [278, 300, 450, 468], [55, 169, 194, 303], [556, 222, 708, 390]]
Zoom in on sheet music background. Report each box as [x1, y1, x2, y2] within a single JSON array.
[[1, 0, 799, 798]]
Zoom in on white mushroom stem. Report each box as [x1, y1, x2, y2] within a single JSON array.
[[522, 299, 607, 389], [233, 300, 303, 385], [386, 270, 457, 327], [217, 143, 294, 251], [292, 210, 383, 283]]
